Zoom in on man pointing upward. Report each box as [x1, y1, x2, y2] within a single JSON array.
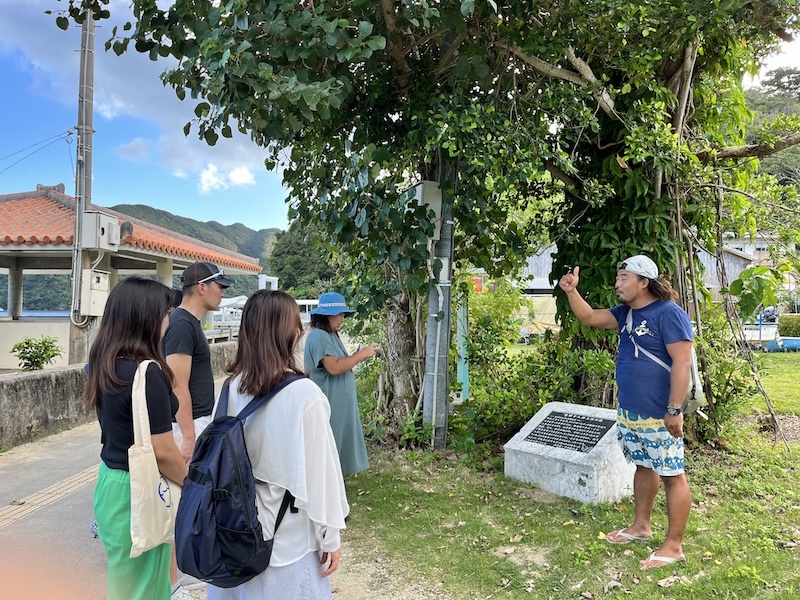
[[558, 255, 694, 569]]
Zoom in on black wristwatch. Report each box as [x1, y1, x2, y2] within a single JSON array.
[[666, 405, 682, 417]]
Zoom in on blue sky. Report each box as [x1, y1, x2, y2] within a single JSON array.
[[0, 0, 289, 231], [1, 2, 797, 232]]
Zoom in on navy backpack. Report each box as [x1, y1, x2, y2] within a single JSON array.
[[175, 374, 304, 588]]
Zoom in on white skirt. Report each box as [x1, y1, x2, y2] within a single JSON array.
[[206, 551, 333, 600]]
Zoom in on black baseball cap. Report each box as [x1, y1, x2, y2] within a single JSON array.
[[180, 262, 235, 289]]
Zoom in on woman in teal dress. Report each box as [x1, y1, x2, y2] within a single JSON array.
[[304, 292, 379, 475]]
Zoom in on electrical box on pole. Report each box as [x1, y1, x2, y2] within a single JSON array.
[[81, 211, 120, 251], [413, 180, 443, 241], [80, 269, 110, 316]]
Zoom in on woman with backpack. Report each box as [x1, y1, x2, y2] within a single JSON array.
[[84, 277, 188, 599], [207, 289, 349, 600]]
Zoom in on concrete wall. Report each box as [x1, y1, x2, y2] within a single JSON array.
[[0, 342, 237, 449], [0, 319, 71, 370]]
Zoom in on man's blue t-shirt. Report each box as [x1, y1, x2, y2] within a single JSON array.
[[610, 300, 693, 419]]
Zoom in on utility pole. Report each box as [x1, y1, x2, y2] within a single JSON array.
[[76, 14, 94, 209], [68, 11, 95, 362]]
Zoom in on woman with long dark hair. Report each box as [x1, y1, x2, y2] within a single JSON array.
[[84, 277, 187, 599], [207, 290, 348, 600]]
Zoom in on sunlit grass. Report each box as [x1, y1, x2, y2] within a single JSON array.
[[747, 352, 800, 414], [346, 345, 800, 599], [347, 434, 800, 599]]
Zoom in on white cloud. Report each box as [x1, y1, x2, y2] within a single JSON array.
[[198, 164, 257, 194], [763, 39, 800, 72], [743, 39, 800, 88], [0, 1, 271, 181], [228, 166, 255, 187], [198, 164, 227, 194]]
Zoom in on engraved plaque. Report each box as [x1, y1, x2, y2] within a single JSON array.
[[524, 411, 615, 453]]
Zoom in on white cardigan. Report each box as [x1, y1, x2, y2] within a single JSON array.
[[217, 374, 350, 566]]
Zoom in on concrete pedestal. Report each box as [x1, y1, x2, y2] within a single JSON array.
[[504, 402, 634, 504]]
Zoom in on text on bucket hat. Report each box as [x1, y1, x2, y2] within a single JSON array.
[[310, 292, 355, 316], [181, 262, 235, 289], [619, 255, 659, 280]]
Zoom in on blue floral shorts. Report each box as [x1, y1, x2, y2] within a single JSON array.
[[616, 408, 684, 476]]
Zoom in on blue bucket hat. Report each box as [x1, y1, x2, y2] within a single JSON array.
[[310, 292, 355, 316]]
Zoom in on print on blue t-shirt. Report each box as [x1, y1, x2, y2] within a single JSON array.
[[610, 300, 693, 419]]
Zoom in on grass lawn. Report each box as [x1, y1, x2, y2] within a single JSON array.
[[747, 352, 800, 415], [349, 352, 800, 598]]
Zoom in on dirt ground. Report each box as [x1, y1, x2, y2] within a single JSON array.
[[330, 532, 455, 600], [187, 530, 454, 600], [775, 415, 800, 443], [748, 413, 800, 445]]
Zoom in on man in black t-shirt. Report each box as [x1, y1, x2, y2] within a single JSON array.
[[164, 261, 234, 463]]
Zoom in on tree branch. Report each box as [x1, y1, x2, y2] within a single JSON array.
[[698, 133, 800, 160], [379, 0, 411, 89], [564, 46, 618, 120], [433, 33, 462, 77], [672, 43, 697, 141], [546, 162, 578, 188], [492, 38, 620, 122], [491, 38, 587, 86], [688, 183, 800, 217]]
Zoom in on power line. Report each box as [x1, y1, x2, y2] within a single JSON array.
[[0, 130, 75, 162], [0, 130, 75, 176]]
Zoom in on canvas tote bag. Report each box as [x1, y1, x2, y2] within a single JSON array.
[[129, 360, 182, 558]]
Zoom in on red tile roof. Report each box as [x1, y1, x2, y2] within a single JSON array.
[[0, 186, 262, 274]]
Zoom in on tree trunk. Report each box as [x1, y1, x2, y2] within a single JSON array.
[[382, 294, 421, 429]]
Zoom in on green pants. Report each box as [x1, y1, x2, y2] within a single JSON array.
[[94, 463, 171, 600]]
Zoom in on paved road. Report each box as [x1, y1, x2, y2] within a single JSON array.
[[0, 420, 109, 599], [0, 379, 232, 599]]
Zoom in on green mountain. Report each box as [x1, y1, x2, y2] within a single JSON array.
[[111, 204, 281, 261], [0, 207, 283, 311]]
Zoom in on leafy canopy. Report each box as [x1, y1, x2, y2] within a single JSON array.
[[58, 1, 800, 317]]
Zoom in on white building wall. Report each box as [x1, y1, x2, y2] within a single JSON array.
[[0, 320, 71, 370]]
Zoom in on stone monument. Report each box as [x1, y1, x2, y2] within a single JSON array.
[[504, 402, 634, 504]]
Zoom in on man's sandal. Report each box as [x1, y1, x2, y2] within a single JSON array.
[[605, 528, 651, 544], [639, 552, 687, 569]]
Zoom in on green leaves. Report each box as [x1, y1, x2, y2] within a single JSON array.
[[194, 102, 210, 118], [11, 336, 64, 371], [56, 0, 800, 352], [728, 265, 786, 319]]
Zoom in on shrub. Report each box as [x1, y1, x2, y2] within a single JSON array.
[[778, 314, 800, 337], [11, 336, 64, 371], [450, 335, 616, 447], [450, 279, 616, 448]]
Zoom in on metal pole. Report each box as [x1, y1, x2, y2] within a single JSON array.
[[422, 166, 455, 449]]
